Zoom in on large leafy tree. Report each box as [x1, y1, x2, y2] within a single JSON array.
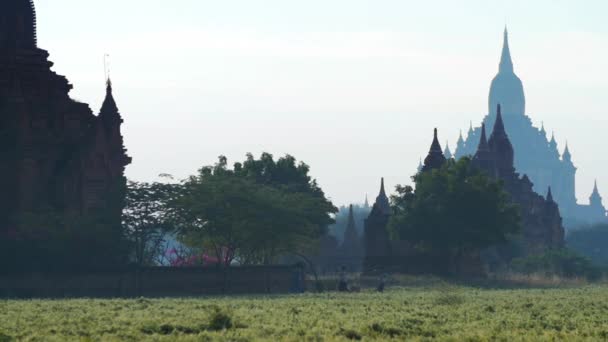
[[389, 157, 521, 262], [123, 180, 180, 266], [169, 154, 336, 266]]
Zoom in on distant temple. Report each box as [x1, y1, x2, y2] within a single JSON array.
[[364, 124, 565, 273], [455, 28, 607, 228], [470, 106, 565, 253], [0, 0, 130, 231], [363, 178, 392, 271]]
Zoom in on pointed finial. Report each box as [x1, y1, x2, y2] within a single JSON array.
[[540, 122, 546, 135], [430, 128, 443, 153], [444, 141, 453, 159], [478, 123, 489, 151], [546, 187, 554, 202], [380, 177, 386, 196], [550, 131, 557, 146], [493, 104, 506, 134], [499, 27, 514, 73], [594, 179, 599, 193]]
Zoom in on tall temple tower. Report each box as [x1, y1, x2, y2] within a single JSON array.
[[0, 0, 131, 232], [455, 28, 606, 228]]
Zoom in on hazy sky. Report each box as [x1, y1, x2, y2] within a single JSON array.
[[35, 0, 608, 206]]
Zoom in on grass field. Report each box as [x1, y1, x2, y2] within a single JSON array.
[[2, 282, 608, 341]]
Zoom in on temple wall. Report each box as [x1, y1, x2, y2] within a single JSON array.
[[0, 266, 295, 298]]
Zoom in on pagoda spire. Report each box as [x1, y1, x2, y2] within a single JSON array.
[[492, 104, 507, 138], [422, 128, 446, 172], [590, 180, 603, 207], [343, 204, 359, 243], [478, 123, 489, 152], [546, 187, 554, 203], [444, 141, 453, 159], [499, 26, 514, 73], [488, 104, 515, 173], [562, 142, 572, 161], [540, 122, 547, 137], [99, 78, 123, 127], [374, 178, 391, 215]]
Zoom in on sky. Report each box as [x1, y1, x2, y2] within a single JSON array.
[[35, 0, 608, 207]]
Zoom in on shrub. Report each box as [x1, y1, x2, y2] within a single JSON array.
[[339, 328, 362, 340], [510, 249, 601, 281], [0, 332, 12, 342], [208, 308, 233, 331]]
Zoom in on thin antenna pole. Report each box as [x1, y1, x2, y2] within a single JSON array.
[[104, 54, 111, 82]]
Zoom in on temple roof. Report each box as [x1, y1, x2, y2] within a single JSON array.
[[0, 0, 37, 49]]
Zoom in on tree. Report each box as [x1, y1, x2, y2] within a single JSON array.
[[389, 157, 521, 269], [567, 224, 608, 266], [123, 181, 179, 266], [168, 154, 337, 266]]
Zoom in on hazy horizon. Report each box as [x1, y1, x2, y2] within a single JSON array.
[[35, 0, 608, 207]]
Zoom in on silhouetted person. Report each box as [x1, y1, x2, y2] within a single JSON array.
[[338, 266, 349, 292], [377, 274, 388, 293]]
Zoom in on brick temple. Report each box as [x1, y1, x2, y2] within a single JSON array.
[[0, 0, 131, 231]]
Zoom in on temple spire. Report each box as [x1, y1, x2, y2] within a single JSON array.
[[492, 104, 507, 137], [546, 187, 554, 203], [444, 141, 453, 159], [374, 178, 391, 215], [590, 180, 603, 207], [499, 26, 514, 73], [487, 104, 515, 173], [422, 128, 446, 172], [99, 78, 122, 125], [343, 205, 358, 240], [562, 142, 572, 161], [478, 123, 489, 152]]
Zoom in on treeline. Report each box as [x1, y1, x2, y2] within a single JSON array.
[[0, 153, 337, 272]]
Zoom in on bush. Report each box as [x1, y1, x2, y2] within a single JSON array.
[[208, 308, 233, 331], [0, 332, 12, 342], [510, 249, 601, 281]]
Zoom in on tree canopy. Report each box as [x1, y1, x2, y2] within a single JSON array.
[[168, 154, 337, 266], [389, 157, 521, 257]]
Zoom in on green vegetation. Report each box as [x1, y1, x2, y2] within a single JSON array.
[[169, 154, 337, 266], [567, 224, 608, 266], [3, 285, 608, 341], [510, 249, 601, 281], [389, 158, 521, 273]]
